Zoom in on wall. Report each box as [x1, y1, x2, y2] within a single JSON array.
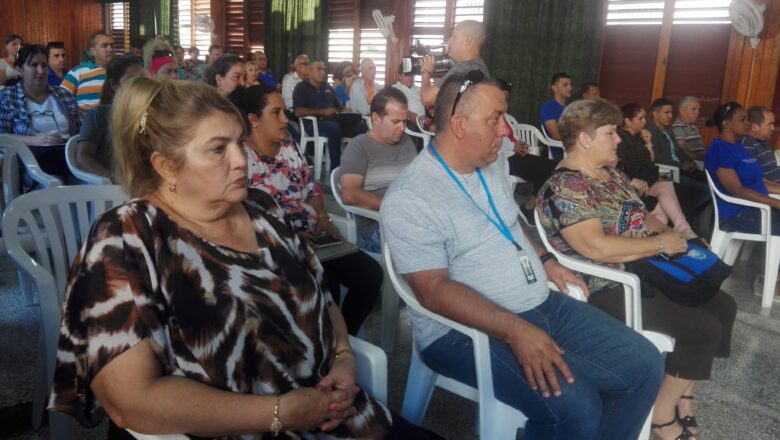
[[1, 0, 105, 67]]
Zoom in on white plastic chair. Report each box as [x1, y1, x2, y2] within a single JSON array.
[[706, 170, 780, 308], [126, 335, 387, 439], [506, 118, 565, 160], [383, 241, 528, 438], [1, 135, 63, 302], [416, 113, 434, 140], [298, 116, 329, 181], [331, 167, 399, 352], [533, 209, 675, 440], [2, 185, 128, 437], [64, 134, 112, 184]]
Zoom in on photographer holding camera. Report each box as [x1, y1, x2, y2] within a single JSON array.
[[420, 20, 490, 109]]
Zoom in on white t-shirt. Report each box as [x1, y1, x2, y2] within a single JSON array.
[[26, 95, 70, 136], [0, 59, 20, 90], [391, 81, 425, 116]]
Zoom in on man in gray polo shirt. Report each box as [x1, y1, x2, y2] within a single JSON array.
[[340, 87, 418, 252], [381, 72, 663, 438]]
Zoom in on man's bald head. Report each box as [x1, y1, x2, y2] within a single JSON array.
[[447, 20, 485, 62], [453, 20, 485, 48]]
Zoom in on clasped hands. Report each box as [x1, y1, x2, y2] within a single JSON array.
[[279, 355, 360, 432]]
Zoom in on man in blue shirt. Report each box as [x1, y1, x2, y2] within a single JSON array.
[[46, 41, 68, 86], [742, 106, 780, 183], [254, 50, 279, 89], [293, 59, 365, 169], [539, 72, 571, 141]]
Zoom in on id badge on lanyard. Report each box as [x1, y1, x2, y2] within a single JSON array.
[[429, 142, 538, 285]]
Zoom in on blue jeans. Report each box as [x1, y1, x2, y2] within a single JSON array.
[[721, 206, 780, 236], [421, 291, 664, 440]]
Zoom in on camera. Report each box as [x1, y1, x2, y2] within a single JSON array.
[[401, 40, 451, 75]]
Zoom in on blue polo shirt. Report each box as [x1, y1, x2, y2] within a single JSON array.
[[540, 99, 566, 126], [292, 80, 340, 111], [705, 138, 768, 219], [258, 70, 278, 88], [47, 67, 64, 86]]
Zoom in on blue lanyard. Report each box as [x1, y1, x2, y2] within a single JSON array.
[[428, 142, 523, 252]]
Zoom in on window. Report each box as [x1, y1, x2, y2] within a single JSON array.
[[359, 29, 387, 83], [224, 0, 248, 54], [178, 0, 212, 60], [411, 0, 485, 84], [108, 2, 130, 54], [606, 0, 731, 25]]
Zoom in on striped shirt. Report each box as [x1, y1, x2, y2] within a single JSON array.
[[741, 135, 780, 183], [672, 118, 705, 152], [60, 62, 105, 111]]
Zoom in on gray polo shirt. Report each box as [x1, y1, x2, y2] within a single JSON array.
[[380, 146, 549, 349], [341, 133, 418, 244], [435, 57, 491, 87], [672, 118, 705, 152]]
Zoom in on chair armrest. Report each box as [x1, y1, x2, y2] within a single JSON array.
[[342, 204, 380, 222], [547, 281, 587, 302], [349, 335, 388, 405]]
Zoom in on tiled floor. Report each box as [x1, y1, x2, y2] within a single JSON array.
[[2, 184, 779, 439]]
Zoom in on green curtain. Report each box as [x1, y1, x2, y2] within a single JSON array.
[[483, 0, 606, 124], [264, 0, 329, 78], [129, 0, 176, 43]]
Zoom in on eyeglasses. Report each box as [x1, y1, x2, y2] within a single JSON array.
[[451, 69, 484, 117], [29, 110, 64, 135]]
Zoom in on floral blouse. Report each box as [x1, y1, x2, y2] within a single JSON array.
[[49, 189, 391, 439], [246, 138, 319, 234], [536, 167, 651, 291]]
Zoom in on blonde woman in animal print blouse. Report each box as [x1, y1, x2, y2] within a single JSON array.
[[49, 77, 438, 440]]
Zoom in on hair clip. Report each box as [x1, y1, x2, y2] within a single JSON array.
[[138, 112, 148, 134]]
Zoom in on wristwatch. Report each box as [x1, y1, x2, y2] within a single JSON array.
[[539, 252, 557, 265], [271, 394, 283, 436]]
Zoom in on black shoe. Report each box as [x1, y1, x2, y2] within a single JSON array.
[[519, 205, 536, 228]]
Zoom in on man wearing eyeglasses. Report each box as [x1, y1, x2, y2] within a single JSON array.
[[60, 32, 114, 111], [381, 71, 664, 439]]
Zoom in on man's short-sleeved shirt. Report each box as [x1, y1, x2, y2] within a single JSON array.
[[282, 72, 304, 109], [258, 70, 279, 88], [341, 133, 418, 242], [391, 81, 425, 116], [292, 80, 339, 111], [540, 99, 565, 127], [741, 135, 780, 183], [672, 118, 705, 152], [380, 147, 549, 349], [60, 62, 105, 111], [435, 57, 491, 88], [705, 138, 767, 219]]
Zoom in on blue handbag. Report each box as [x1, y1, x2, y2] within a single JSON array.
[[626, 238, 731, 307]]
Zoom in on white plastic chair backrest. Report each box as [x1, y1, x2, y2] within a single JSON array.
[[404, 127, 430, 147], [416, 113, 434, 137], [329, 166, 380, 222], [0, 135, 63, 206], [382, 241, 498, 400], [3, 185, 129, 305], [363, 114, 373, 130], [533, 209, 643, 331], [64, 134, 112, 185]]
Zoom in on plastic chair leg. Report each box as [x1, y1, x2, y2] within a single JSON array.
[[708, 231, 730, 259], [379, 263, 399, 352], [49, 410, 75, 440], [400, 347, 438, 425], [313, 140, 324, 182], [722, 240, 743, 266], [761, 238, 780, 308], [32, 330, 47, 428]]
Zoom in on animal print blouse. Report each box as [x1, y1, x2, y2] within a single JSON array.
[[49, 189, 391, 439]]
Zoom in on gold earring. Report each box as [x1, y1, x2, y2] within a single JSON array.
[[168, 182, 177, 192]]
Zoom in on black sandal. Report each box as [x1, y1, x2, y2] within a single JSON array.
[[677, 395, 699, 432], [651, 417, 693, 440]]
